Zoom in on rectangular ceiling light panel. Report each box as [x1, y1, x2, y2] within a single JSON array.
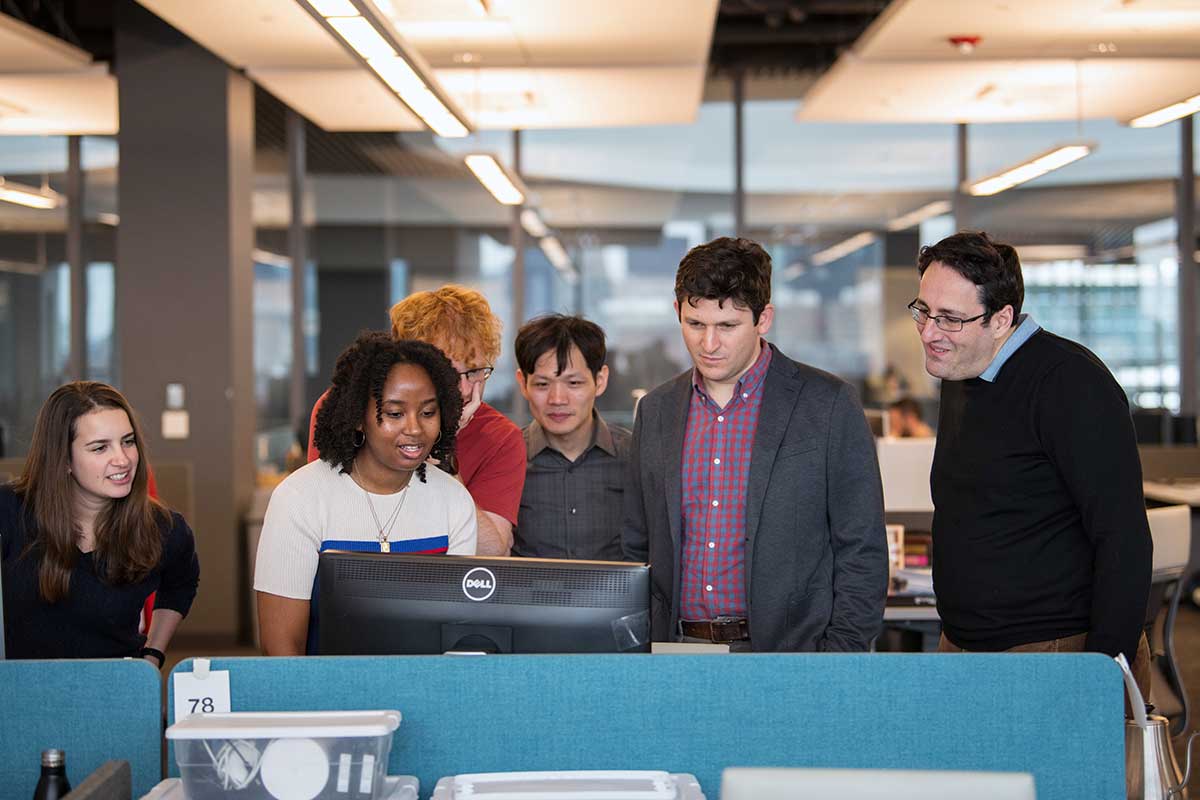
[[306, 0, 358, 16], [1128, 93, 1200, 128], [968, 143, 1093, 197], [298, 0, 471, 137], [0, 178, 60, 209], [520, 207, 548, 238], [465, 154, 525, 205], [887, 200, 952, 231], [812, 232, 877, 267]]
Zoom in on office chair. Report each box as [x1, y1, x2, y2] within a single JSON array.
[[1146, 504, 1192, 736]]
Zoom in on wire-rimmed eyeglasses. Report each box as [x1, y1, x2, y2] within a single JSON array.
[[907, 300, 988, 333], [457, 366, 495, 384]]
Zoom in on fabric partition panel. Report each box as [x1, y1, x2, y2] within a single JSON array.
[[0, 659, 162, 797], [167, 653, 1124, 799]]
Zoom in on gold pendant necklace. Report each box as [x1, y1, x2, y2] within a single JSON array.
[[361, 480, 408, 553]]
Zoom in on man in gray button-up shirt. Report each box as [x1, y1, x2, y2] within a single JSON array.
[[514, 314, 632, 560]]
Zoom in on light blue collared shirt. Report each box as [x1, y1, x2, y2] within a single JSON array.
[[979, 314, 1041, 382]]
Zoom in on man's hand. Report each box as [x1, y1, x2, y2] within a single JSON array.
[[459, 379, 484, 431]]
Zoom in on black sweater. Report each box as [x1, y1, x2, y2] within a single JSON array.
[[1, 486, 200, 659], [931, 329, 1151, 659]]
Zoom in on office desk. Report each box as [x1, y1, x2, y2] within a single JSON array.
[[1144, 479, 1200, 507], [882, 595, 940, 651], [1144, 480, 1200, 590], [884, 600, 939, 622]]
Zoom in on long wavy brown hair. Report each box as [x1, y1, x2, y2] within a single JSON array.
[[13, 382, 166, 603]]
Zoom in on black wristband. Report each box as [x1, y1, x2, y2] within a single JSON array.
[[139, 646, 165, 669]]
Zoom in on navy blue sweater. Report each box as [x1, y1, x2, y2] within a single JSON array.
[[1, 486, 199, 659], [932, 329, 1151, 660]]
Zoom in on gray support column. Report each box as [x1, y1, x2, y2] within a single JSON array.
[[1179, 114, 1197, 417], [116, 0, 255, 640], [733, 68, 745, 237], [881, 231, 934, 400], [510, 130, 525, 418], [287, 109, 308, 435], [66, 135, 85, 379], [511, 130, 524, 331], [953, 123, 969, 232]]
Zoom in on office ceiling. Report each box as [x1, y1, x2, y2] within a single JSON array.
[[0, 10, 113, 134], [0, 0, 885, 135], [0, 0, 1193, 250], [798, 0, 1200, 123], [135, 0, 718, 131]]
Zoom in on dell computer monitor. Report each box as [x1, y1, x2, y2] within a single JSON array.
[[317, 552, 651, 655]]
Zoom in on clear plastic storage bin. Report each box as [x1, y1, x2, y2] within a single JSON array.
[[140, 775, 419, 800], [165, 710, 401, 800], [431, 771, 706, 799]]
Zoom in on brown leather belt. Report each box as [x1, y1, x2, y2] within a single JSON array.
[[679, 617, 750, 643]]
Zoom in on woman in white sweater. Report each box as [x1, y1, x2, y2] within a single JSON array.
[[255, 332, 477, 655]]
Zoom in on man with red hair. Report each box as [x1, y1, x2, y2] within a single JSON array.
[[308, 285, 524, 556]]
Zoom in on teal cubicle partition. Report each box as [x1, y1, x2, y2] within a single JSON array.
[[168, 653, 1125, 799], [0, 659, 162, 797]]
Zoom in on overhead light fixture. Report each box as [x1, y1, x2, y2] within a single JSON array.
[[1127, 94, 1200, 129], [0, 178, 60, 209], [252, 248, 292, 269], [966, 143, 1094, 197], [306, 0, 357, 14], [1016, 244, 1089, 262], [886, 200, 952, 232], [811, 232, 877, 266], [326, 16, 395, 60], [465, 154, 526, 205], [299, 0, 471, 138], [539, 236, 579, 284], [520, 208, 548, 238], [369, 56, 467, 137]]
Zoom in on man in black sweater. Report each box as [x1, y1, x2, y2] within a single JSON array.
[[911, 231, 1151, 698]]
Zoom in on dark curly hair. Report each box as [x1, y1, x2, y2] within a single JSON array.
[[313, 332, 463, 483], [675, 236, 772, 323]]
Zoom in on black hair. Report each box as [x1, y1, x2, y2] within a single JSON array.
[[515, 314, 607, 378], [917, 231, 1023, 325], [314, 332, 463, 482], [674, 237, 772, 324]]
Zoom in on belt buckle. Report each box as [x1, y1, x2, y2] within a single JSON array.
[[711, 616, 744, 643]]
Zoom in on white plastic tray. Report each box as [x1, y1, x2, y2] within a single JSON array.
[[431, 771, 705, 799]]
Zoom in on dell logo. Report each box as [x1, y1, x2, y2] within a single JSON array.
[[462, 567, 497, 601]]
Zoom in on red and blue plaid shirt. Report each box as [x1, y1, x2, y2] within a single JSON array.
[[679, 342, 772, 620]]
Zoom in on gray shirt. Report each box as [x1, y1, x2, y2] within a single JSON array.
[[514, 413, 632, 560]]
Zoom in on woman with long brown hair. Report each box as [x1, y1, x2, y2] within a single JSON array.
[[0, 382, 199, 665]]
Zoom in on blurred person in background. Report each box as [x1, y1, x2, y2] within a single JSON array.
[[888, 396, 934, 438]]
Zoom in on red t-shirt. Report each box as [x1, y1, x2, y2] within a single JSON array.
[[307, 392, 525, 525]]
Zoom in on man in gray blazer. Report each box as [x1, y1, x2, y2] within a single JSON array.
[[622, 237, 888, 651]]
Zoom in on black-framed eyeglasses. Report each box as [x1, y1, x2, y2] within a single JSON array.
[[457, 366, 494, 384], [907, 300, 988, 332]]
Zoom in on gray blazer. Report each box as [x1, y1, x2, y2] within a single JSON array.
[[622, 344, 888, 651]]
